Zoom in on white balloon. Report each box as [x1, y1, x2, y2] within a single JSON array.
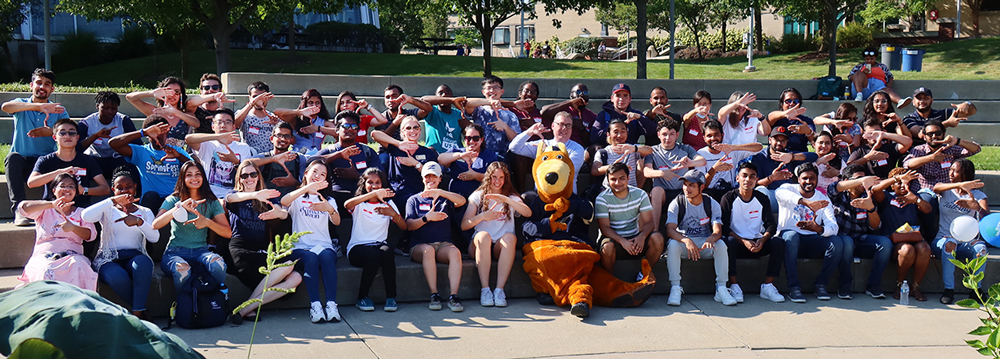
[[172, 207, 189, 223], [950, 215, 980, 242]]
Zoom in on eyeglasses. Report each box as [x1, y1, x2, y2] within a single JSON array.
[[483, 85, 502, 91], [57, 131, 78, 137], [340, 123, 359, 131], [783, 98, 801, 105], [553, 122, 573, 128], [465, 135, 482, 142], [239, 172, 260, 179], [201, 84, 221, 91], [925, 130, 944, 137], [274, 134, 294, 140], [863, 51, 876, 57]]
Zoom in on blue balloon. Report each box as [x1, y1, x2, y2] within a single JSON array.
[[980, 213, 1000, 247]]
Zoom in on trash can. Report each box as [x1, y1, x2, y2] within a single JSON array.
[[901, 48, 926, 72], [880, 44, 901, 71]]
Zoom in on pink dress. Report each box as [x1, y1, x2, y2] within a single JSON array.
[[16, 206, 98, 291]]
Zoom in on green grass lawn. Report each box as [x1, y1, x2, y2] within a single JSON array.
[[2, 37, 997, 91]]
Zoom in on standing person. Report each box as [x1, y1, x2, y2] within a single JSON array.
[[871, 168, 932, 301], [406, 162, 468, 312], [509, 113, 586, 194], [642, 119, 705, 232], [539, 83, 595, 148], [847, 118, 913, 179], [83, 168, 159, 321], [645, 87, 683, 125], [186, 73, 226, 134], [932, 158, 989, 304], [281, 159, 342, 323], [766, 88, 816, 153], [27, 118, 111, 208], [681, 90, 716, 150], [903, 87, 975, 141], [235, 81, 281, 154], [344, 168, 406, 312], [775, 163, 842, 303], [224, 160, 301, 325], [461, 162, 530, 307], [249, 123, 305, 196], [849, 46, 910, 108], [150, 161, 232, 305], [827, 165, 892, 299], [315, 111, 383, 203], [274, 89, 336, 154], [334, 91, 390, 142], [420, 85, 472, 153], [78, 91, 141, 181], [460, 76, 524, 161], [16, 174, 97, 290], [697, 119, 762, 200], [2, 68, 70, 226], [185, 108, 258, 198], [719, 91, 768, 146], [595, 163, 663, 279], [593, 83, 656, 147], [664, 169, 735, 306], [861, 90, 912, 139], [126, 77, 200, 148], [721, 162, 784, 303]]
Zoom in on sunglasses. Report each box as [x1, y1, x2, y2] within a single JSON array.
[[783, 98, 801, 105], [925, 130, 944, 137], [863, 51, 876, 56], [340, 123, 359, 130], [57, 131, 79, 137], [403, 125, 420, 131], [573, 90, 589, 96], [465, 135, 482, 142], [239, 172, 260, 179], [201, 84, 221, 91]]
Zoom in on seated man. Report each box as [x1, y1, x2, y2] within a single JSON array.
[[847, 117, 912, 179], [698, 119, 762, 200], [645, 86, 682, 126], [509, 112, 586, 194], [314, 111, 383, 203], [902, 87, 976, 143], [590, 119, 651, 199], [849, 47, 910, 108], [642, 119, 705, 232], [748, 126, 819, 210], [186, 73, 225, 134], [235, 81, 281, 154], [593, 83, 656, 147], [721, 162, 783, 303], [827, 164, 892, 299], [417, 85, 465, 153], [185, 108, 258, 198], [249, 122, 306, 196], [109, 115, 193, 218], [78, 91, 141, 182], [595, 162, 664, 278], [539, 83, 595, 148], [458, 76, 524, 161], [775, 163, 841, 303], [27, 118, 111, 208], [665, 169, 734, 306]]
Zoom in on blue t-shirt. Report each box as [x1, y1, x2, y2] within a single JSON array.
[[877, 192, 922, 236], [445, 147, 495, 197], [386, 144, 438, 198], [771, 115, 815, 153], [7, 97, 68, 157], [424, 107, 463, 153], [471, 106, 520, 156], [316, 142, 383, 193], [225, 193, 278, 247], [127, 144, 192, 197], [405, 194, 454, 248], [292, 117, 329, 153]]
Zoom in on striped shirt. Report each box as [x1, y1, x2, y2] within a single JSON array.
[[595, 186, 653, 238]]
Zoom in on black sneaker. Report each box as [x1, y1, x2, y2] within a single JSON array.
[[231, 313, 244, 325], [838, 288, 853, 300], [969, 289, 985, 304], [447, 295, 464, 312], [815, 285, 831, 300], [866, 287, 886, 299], [536, 293, 555, 306], [570, 302, 590, 318], [429, 293, 443, 310], [788, 287, 806, 303], [940, 289, 955, 304]]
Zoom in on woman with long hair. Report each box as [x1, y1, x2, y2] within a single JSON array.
[[275, 89, 335, 153], [281, 159, 342, 323], [932, 158, 989, 304], [439, 124, 496, 249], [812, 131, 843, 196], [225, 160, 301, 324], [461, 162, 531, 307], [862, 90, 912, 139], [681, 90, 716, 150], [720, 91, 768, 146], [335, 90, 388, 142], [344, 168, 406, 312], [126, 77, 200, 148], [871, 167, 932, 301], [815, 103, 862, 161], [16, 174, 98, 290], [151, 161, 232, 295], [83, 167, 159, 321]]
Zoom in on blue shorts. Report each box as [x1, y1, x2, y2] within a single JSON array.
[[853, 78, 887, 100]]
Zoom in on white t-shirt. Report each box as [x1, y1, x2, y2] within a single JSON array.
[[697, 147, 754, 191], [723, 116, 762, 146], [195, 140, 258, 198], [348, 200, 399, 254], [727, 193, 767, 240], [468, 190, 521, 242], [288, 193, 338, 251]]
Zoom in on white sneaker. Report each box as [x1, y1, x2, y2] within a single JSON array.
[[13, 213, 33, 227], [310, 301, 324, 323], [760, 283, 786, 303], [715, 286, 738, 306], [325, 301, 341, 322], [480, 288, 495, 307], [854, 92, 864, 102], [667, 285, 684, 306], [897, 97, 912, 109], [729, 283, 745, 303], [493, 288, 507, 307]]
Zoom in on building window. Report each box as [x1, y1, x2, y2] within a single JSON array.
[[493, 27, 510, 45], [515, 25, 535, 44]]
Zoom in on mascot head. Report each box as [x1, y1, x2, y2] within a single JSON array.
[[533, 142, 574, 204]]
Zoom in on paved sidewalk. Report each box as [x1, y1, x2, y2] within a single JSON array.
[[167, 294, 984, 359]]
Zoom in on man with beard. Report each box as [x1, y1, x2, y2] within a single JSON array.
[[510, 112, 586, 194], [826, 164, 891, 300], [748, 126, 818, 211], [697, 120, 762, 201], [775, 162, 841, 303], [236, 81, 283, 154], [593, 83, 657, 147], [378, 85, 431, 139], [540, 83, 595, 148], [314, 111, 383, 202], [901, 87, 976, 143], [2, 68, 70, 226], [645, 87, 683, 125], [249, 122, 308, 196], [186, 73, 227, 134], [847, 118, 912, 179]]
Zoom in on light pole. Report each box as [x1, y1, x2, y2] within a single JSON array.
[[744, 6, 755, 72], [669, 0, 675, 79]]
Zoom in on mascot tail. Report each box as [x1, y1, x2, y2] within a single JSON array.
[[591, 259, 656, 308]]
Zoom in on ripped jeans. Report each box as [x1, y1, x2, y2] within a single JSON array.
[[161, 246, 227, 290]]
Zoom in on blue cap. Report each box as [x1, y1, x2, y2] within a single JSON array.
[[611, 83, 631, 95]]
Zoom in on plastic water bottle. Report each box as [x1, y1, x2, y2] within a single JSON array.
[[900, 280, 909, 306]]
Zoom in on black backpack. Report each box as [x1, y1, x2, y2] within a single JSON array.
[[814, 75, 844, 100], [167, 263, 230, 329], [673, 193, 713, 229]]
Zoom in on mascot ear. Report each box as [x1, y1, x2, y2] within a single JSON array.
[[535, 140, 546, 158], [556, 142, 567, 153]]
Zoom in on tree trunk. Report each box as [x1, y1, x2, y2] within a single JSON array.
[[971, 3, 981, 38], [721, 21, 727, 52], [478, 25, 493, 76], [754, 5, 763, 51], [178, 26, 192, 80], [694, 31, 703, 59], [288, 11, 297, 55], [636, 0, 647, 79], [826, 14, 837, 77], [210, 26, 233, 74], [0, 42, 15, 81]]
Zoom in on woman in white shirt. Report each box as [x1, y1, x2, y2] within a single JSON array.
[[344, 168, 406, 312], [461, 162, 531, 307], [84, 168, 159, 322]]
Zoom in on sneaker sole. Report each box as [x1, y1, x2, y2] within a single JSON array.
[[357, 306, 375, 312], [789, 297, 806, 303], [865, 291, 886, 299], [481, 302, 495, 307], [384, 307, 398, 312], [839, 295, 853, 300], [762, 294, 786, 303], [494, 302, 507, 308], [449, 306, 464, 312], [429, 305, 442, 311], [817, 296, 831, 301]]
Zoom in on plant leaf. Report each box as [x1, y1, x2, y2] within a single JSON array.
[[989, 328, 1000, 348], [977, 347, 992, 356], [951, 257, 969, 271], [967, 339, 986, 349], [957, 298, 981, 309], [970, 326, 993, 336]]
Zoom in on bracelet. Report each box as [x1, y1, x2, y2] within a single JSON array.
[[139, 128, 144, 137], [955, 137, 961, 145]]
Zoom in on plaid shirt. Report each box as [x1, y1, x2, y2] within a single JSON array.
[[903, 143, 980, 190], [827, 183, 875, 236]]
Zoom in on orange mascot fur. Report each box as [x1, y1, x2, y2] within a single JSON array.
[[520, 142, 655, 317]]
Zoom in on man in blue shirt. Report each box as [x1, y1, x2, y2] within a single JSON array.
[[109, 114, 193, 215], [1, 68, 70, 226], [460, 76, 523, 162]]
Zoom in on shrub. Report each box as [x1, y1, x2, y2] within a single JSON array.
[[837, 22, 875, 49], [53, 31, 105, 72], [766, 33, 819, 54], [564, 36, 604, 57], [306, 21, 394, 53], [676, 27, 750, 52], [115, 26, 151, 60]]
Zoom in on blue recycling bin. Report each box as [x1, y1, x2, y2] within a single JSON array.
[[901, 48, 925, 72]]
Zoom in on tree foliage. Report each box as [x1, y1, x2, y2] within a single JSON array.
[[769, 0, 866, 76], [0, 0, 28, 80], [674, 0, 712, 59], [857, 0, 934, 26], [595, 2, 637, 33], [708, 0, 751, 53]]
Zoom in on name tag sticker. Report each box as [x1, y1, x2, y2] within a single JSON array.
[[533, 117, 542, 123], [356, 161, 367, 170], [76, 168, 87, 176], [315, 132, 325, 138], [941, 161, 952, 169], [93, 138, 103, 145], [418, 203, 431, 212], [659, 166, 671, 171], [248, 127, 260, 135], [688, 129, 699, 136], [856, 211, 868, 220], [357, 129, 366, 137], [890, 199, 901, 208], [699, 217, 710, 225], [876, 159, 888, 166], [415, 154, 426, 161]]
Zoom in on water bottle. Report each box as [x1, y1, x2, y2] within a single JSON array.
[[900, 280, 909, 305]]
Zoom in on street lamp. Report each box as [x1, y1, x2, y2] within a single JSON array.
[[744, 6, 756, 72]]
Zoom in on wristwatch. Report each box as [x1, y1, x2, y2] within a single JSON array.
[[421, 216, 428, 223], [82, 187, 89, 196]]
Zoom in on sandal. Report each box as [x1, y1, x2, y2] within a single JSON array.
[[892, 281, 902, 300], [912, 283, 927, 302]]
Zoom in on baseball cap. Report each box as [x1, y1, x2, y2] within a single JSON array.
[[913, 87, 933, 98], [769, 126, 789, 138], [681, 169, 706, 184], [421, 161, 443, 178], [611, 83, 631, 95]]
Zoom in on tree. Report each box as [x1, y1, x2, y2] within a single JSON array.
[[769, 0, 865, 76], [673, 0, 711, 59], [857, 0, 933, 27], [377, 0, 441, 47], [0, 0, 28, 80], [709, 0, 751, 52], [596, 1, 649, 79], [966, 0, 985, 38]]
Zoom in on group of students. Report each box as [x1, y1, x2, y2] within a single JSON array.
[[2, 66, 988, 324]]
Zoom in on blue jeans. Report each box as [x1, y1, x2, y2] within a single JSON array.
[[98, 249, 153, 311], [289, 248, 338, 303], [933, 237, 987, 290], [781, 231, 842, 289], [161, 246, 227, 290], [846, 234, 892, 291]]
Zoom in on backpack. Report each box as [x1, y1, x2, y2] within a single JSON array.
[[814, 76, 844, 100], [167, 263, 230, 329], [673, 193, 713, 230]]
